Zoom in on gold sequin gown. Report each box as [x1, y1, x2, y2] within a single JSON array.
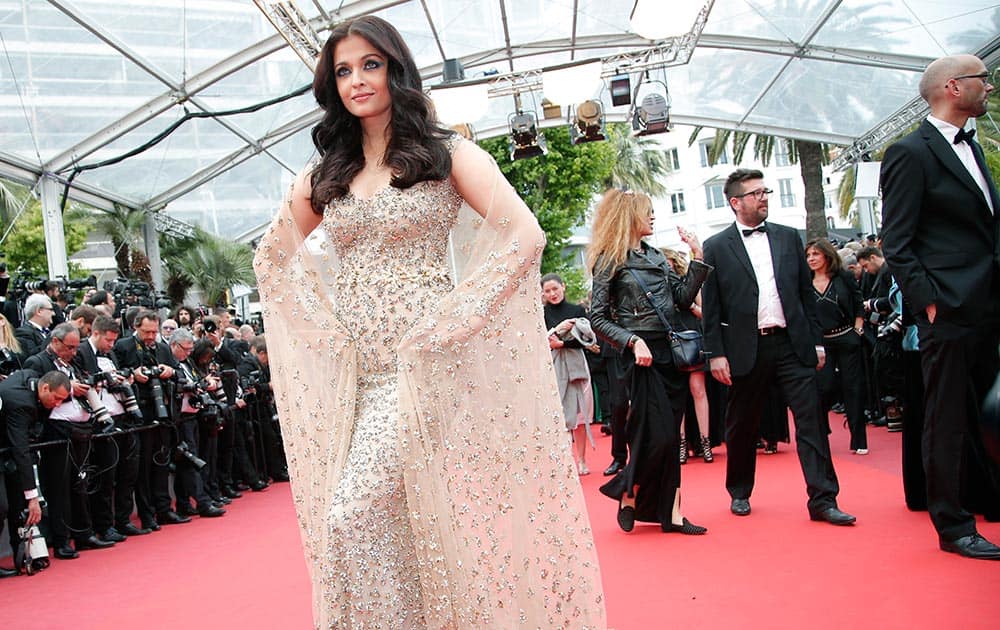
[[254, 138, 606, 629]]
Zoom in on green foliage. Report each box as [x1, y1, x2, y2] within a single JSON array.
[[479, 126, 615, 272], [167, 226, 255, 306], [2, 202, 92, 276], [604, 124, 670, 196]]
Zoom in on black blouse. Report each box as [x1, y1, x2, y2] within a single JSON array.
[[813, 270, 863, 333]]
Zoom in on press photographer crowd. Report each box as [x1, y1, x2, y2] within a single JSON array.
[[0, 275, 284, 577]]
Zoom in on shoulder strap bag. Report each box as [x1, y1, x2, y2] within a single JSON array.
[[626, 268, 706, 372]]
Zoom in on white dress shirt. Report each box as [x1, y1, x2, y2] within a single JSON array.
[[927, 115, 994, 214], [735, 220, 787, 330]]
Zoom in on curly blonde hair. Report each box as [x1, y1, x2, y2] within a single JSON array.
[[660, 247, 688, 276], [587, 189, 652, 273], [0, 314, 21, 354]]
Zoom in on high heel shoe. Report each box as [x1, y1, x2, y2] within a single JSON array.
[[617, 501, 635, 532], [664, 517, 707, 535], [578, 461, 590, 476], [679, 437, 688, 464], [700, 435, 714, 463]]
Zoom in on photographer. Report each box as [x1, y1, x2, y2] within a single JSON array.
[[237, 336, 287, 483], [113, 309, 185, 530], [73, 315, 148, 540], [1, 370, 71, 576], [14, 294, 54, 361], [188, 339, 228, 505], [204, 314, 266, 496], [24, 323, 115, 557], [169, 330, 225, 519]]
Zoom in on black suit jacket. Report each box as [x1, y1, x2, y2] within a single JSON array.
[[14, 324, 48, 362], [73, 340, 121, 378], [23, 349, 62, 376], [880, 119, 1000, 327], [113, 335, 174, 401], [702, 222, 822, 377], [0, 370, 48, 494]]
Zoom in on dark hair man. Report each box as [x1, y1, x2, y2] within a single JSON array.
[[0, 370, 70, 574], [880, 54, 1000, 560], [238, 337, 288, 483], [701, 168, 855, 526], [72, 315, 148, 540], [113, 309, 187, 530]]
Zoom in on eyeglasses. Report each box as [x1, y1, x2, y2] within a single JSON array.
[[950, 72, 991, 85], [733, 187, 773, 201], [162, 326, 177, 331]]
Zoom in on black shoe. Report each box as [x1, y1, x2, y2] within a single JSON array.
[[0, 566, 19, 578], [830, 403, 845, 414], [887, 422, 903, 433], [250, 480, 269, 492], [214, 495, 233, 505], [75, 535, 115, 550], [271, 472, 290, 482], [156, 511, 192, 525], [223, 486, 243, 499], [940, 533, 1000, 560], [871, 416, 888, 427], [764, 442, 778, 454], [617, 502, 636, 533], [603, 461, 625, 476], [730, 499, 751, 516], [810, 507, 857, 526], [198, 505, 226, 518], [600, 424, 612, 435], [54, 544, 79, 560], [234, 482, 251, 492], [102, 527, 127, 543], [664, 517, 708, 535], [176, 504, 198, 517], [140, 517, 161, 531], [119, 523, 152, 536]]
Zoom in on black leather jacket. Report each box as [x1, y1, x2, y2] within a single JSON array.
[[590, 242, 713, 349]]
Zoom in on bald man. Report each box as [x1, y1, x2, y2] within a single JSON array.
[[880, 54, 1000, 560]]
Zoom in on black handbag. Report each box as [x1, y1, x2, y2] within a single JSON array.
[[626, 269, 706, 371]]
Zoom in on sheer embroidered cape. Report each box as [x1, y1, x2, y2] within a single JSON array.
[[253, 143, 606, 629]]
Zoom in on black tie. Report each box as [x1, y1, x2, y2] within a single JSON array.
[[742, 225, 767, 237], [954, 127, 976, 145]]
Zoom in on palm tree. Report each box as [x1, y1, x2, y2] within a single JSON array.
[[689, 127, 834, 240], [171, 227, 255, 306], [604, 123, 671, 196], [94, 204, 152, 282]]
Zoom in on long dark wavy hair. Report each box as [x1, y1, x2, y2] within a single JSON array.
[[309, 16, 452, 214]]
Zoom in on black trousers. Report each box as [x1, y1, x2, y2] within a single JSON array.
[[199, 422, 221, 499], [901, 349, 927, 511], [89, 415, 140, 534], [247, 403, 287, 480], [38, 420, 94, 546], [219, 409, 258, 487], [607, 353, 630, 465], [135, 403, 173, 524], [724, 330, 840, 515], [173, 415, 213, 511], [918, 318, 1000, 541], [600, 338, 686, 527], [818, 337, 867, 450]]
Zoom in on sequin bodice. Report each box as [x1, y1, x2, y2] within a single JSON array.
[[323, 180, 463, 377]]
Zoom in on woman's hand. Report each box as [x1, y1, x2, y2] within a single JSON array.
[[633, 338, 652, 367], [554, 318, 576, 336], [678, 226, 703, 259]]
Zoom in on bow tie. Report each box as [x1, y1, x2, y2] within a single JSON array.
[[954, 127, 976, 145], [742, 225, 767, 237]]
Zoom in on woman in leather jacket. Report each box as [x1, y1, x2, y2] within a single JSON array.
[[588, 188, 712, 535]]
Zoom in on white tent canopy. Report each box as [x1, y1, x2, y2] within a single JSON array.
[[2, 0, 998, 243]]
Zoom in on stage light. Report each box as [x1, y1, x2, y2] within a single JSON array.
[[570, 100, 606, 145], [631, 92, 670, 136], [610, 74, 632, 107], [509, 111, 548, 161], [629, 0, 707, 41]]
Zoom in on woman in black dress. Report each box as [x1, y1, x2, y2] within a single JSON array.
[[589, 189, 711, 535], [806, 238, 867, 454]]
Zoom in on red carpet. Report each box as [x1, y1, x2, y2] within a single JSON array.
[[3, 417, 999, 629]]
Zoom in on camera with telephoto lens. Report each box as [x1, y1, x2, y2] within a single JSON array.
[[174, 440, 207, 470], [129, 364, 170, 423], [16, 509, 50, 576], [0, 347, 21, 377], [83, 370, 145, 424]]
